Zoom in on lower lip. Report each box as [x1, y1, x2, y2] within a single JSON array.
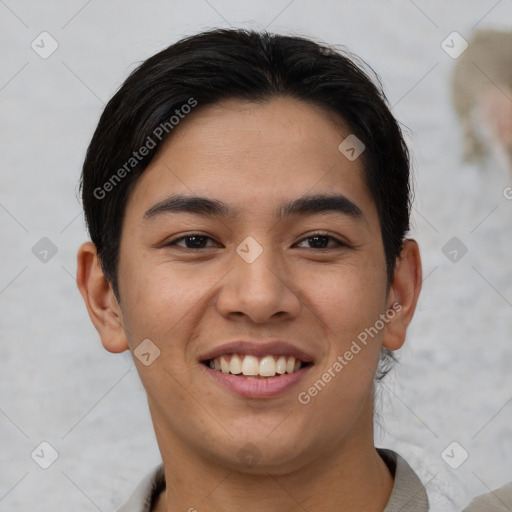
[[202, 364, 312, 399]]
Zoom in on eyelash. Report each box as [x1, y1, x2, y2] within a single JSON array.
[[165, 231, 349, 250]]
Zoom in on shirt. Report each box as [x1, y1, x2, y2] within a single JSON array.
[[115, 447, 429, 512], [461, 481, 512, 511]]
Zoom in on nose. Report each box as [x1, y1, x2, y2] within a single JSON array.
[[215, 241, 302, 324]]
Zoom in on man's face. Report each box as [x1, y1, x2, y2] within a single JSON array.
[[115, 97, 393, 472]]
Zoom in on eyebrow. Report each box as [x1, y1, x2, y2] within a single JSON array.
[[143, 193, 364, 222]]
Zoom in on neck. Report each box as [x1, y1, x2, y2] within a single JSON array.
[[151, 402, 393, 512], [154, 446, 393, 512]]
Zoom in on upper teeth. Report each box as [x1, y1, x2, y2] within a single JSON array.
[[208, 354, 302, 377]]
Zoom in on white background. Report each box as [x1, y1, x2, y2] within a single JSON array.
[[1, 1, 511, 510]]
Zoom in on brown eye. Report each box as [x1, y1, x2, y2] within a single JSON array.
[[166, 234, 218, 249], [296, 233, 347, 249]]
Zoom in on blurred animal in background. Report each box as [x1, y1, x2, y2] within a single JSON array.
[[451, 29, 512, 171]]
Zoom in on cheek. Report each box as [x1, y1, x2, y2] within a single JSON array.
[[118, 257, 219, 349], [300, 256, 387, 402], [309, 260, 388, 344], [118, 262, 208, 406], [300, 271, 385, 425]]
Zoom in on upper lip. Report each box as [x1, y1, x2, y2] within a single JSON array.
[[199, 340, 315, 364]]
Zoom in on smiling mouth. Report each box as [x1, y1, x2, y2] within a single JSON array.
[[202, 354, 312, 378]]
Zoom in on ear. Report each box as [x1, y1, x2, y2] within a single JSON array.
[[76, 241, 129, 353], [382, 238, 422, 351]]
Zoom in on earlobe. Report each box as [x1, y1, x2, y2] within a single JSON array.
[[76, 241, 129, 353], [382, 239, 422, 351]]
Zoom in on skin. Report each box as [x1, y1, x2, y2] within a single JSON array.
[[77, 96, 422, 512]]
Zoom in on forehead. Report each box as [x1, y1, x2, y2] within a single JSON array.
[[125, 96, 379, 229]]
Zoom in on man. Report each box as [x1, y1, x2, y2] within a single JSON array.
[[76, 28, 425, 511]]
